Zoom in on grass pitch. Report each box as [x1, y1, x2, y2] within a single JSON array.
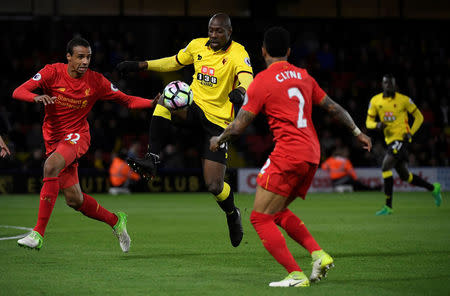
[[0, 192, 449, 296]]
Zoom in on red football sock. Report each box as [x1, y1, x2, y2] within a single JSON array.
[[33, 177, 60, 237], [250, 210, 301, 273], [78, 193, 118, 227], [274, 209, 321, 254]]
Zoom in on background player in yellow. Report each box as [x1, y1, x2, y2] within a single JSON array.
[[116, 13, 253, 247], [366, 74, 442, 215]]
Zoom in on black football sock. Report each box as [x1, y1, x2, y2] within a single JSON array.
[[383, 176, 393, 208], [409, 174, 434, 191], [149, 115, 171, 155], [215, 182, 236, 215]]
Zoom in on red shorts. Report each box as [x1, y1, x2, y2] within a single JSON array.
[[45, 132, 90, 189], [256, 155, 318, 199]]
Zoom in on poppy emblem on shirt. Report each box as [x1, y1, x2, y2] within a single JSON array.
[[111, 83, 118, 92], [32, 73, 41, 81]]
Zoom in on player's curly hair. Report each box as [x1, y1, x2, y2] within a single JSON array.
[[66, 37, 90, 55], [263, 27, 290, 57]]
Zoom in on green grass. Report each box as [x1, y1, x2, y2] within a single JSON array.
[[0, 192, 449, 296]]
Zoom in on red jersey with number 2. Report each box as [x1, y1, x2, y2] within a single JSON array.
[[242, 61, 326, 164]]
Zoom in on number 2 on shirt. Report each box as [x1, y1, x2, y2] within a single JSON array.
[[288, 87, 307, 128]]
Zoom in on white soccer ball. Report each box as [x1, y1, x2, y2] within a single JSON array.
[[162, 80, 193, 110]]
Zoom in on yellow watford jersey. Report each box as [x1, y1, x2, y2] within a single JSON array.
[[367, 92, 418, 144], [176, 38, 253, 128]]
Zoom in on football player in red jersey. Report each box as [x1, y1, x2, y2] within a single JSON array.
[[12, 37, 156, 252], [210, 27, 372, 287]]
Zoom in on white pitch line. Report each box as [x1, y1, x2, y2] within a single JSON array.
[[0, 225, 33, 241]]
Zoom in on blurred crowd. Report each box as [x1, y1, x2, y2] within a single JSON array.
[[0, 17, 448, 172]]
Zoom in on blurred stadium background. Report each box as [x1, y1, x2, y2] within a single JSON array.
[[1, 2, 449, 296], [0, 0, 449, 194]]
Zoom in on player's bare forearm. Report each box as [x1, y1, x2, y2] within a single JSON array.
[[210, 109, 256, 151], [320, 96, 358, 132], [320, 96, 372, 151], [221, 109, 255, 144]]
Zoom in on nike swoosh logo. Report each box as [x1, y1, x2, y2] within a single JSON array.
[[289, 280, 304, 287]]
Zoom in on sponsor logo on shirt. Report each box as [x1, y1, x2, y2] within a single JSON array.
[[85, 88, 90, 96], [32, 73, 41, 81], [55, 95, 89, 110], [57, 88, 66, 92], [197, 66, 217, 86], [383, 111, 396, 122], [111, 83, 118, 92]]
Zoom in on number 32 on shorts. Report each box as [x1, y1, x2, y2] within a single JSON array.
[[64, 133, 80, 144]]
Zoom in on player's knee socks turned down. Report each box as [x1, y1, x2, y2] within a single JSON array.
[[34, 177, 60, 236], [250, 210, 302, 273], [382, 170, 393, 208], [77, 193, 118, 227], [215, 182, 236, 214], [274, 209, 321, 254], [149, 105, 172, 155]]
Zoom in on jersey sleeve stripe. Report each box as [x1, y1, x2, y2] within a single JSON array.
[[175, 55, 185, 66], [237, 70, 253, 75]]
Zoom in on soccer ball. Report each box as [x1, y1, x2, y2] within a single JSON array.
[[162, 80, 193, 110]]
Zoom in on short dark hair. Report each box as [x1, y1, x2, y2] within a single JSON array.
[[66, 37, 90, 55], [263, 27, 290, 57], [383, 73, 395, 80]]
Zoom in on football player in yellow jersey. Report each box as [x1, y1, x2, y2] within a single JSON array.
[[366, 74, 442, 215], [116, 13, 253, 247]]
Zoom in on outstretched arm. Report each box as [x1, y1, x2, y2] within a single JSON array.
[[105, 90, 157, 109], [12, 80, 56, 105], [319, 95, 372, 151], [116, 56, 184, 74], [210, 109, 256, 152]]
